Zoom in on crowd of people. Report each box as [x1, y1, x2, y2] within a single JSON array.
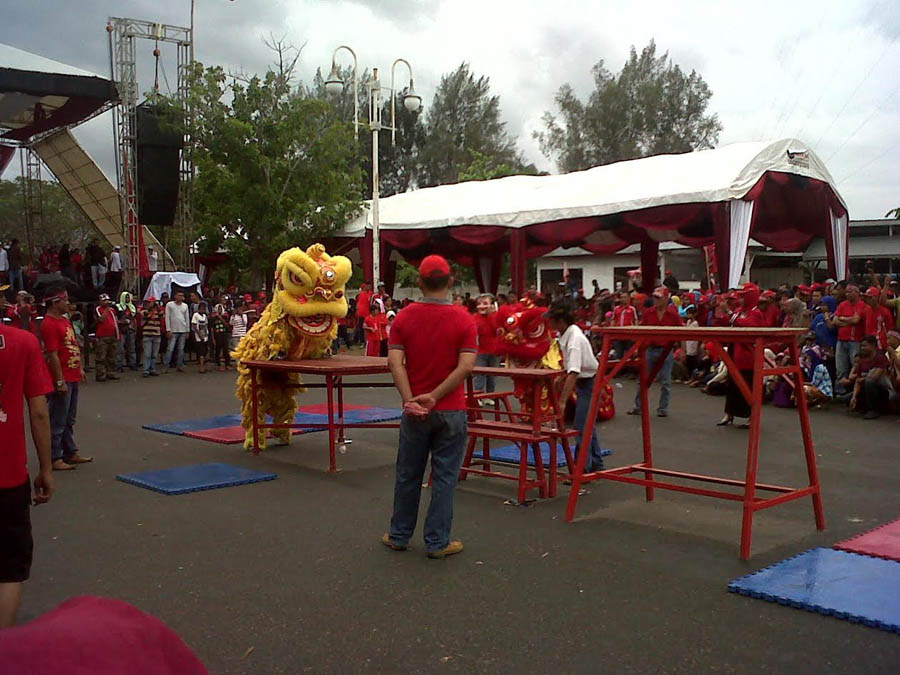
[[350, 272, 900, 422], [0, 238, 160, 298]]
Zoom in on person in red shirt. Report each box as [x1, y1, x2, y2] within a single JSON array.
[[363, 299, 387, 357], [627, 286, 683, 417], [93, 293, 120, 382], [355, 282, 372, 346], [758, 290, 781, 327], [716, 283, 766, 427], [383, 255, 477, 559], [863, 286, 892, 349], [473, 293, 499, 393], [42, 288, 92, 471], [833, 284, 867, 395], [0, 316, 54, 627], [610, 291, 639, 361]]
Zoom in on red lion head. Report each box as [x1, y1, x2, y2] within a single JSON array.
[[494, 303, 552, 364]]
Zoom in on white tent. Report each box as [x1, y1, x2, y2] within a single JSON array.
[[336, 139, 849, 292]]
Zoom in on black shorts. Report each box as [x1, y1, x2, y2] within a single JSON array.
[[195, 341, 209, 358], [0, 480, 33, 583]]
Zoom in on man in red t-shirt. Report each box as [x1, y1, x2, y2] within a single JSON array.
[[609, 291, 639, 362], [42, 288, 91, 471], [93, 293, 120, 382], [833, 284, 867, 394], [863, 286, 892, 349], [383, 255, 477, 559], [354, 282, 372, 346], [627, 286, 683, 418], [0, 318, 53, 627]]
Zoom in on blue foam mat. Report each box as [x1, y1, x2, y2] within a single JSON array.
[[116, 462, 277, 495], [472, 441, 612, 467], [728, 547, 900, 634], [143, 407, 402, 436]]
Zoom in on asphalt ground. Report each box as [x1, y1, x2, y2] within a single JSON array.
[[20, 357, 900, 674]]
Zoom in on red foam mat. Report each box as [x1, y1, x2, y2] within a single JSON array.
[[834, 518, 900, 562], [182, 426, 310, 445], [296, 403, 368, 414]]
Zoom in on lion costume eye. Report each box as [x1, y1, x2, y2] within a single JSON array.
[[506, 316, 515, 326]]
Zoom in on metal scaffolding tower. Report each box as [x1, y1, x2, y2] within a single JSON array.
[[107, 17, 194, 294], [19, 146, 43, 264]]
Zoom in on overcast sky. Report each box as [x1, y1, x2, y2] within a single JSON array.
[[3, 0, 899, 219]]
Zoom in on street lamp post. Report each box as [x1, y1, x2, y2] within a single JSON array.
[[325, 48, 421, 286]]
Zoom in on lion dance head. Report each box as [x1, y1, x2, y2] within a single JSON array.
[[233, 243, 352, 449]]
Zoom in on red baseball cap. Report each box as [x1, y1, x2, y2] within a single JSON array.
[[145, 296, 157, 303], [797, 284, 811, 293], [243, 293, 253, 301], [737, 282, 759, 294], [652, 286, 670, 299], [418, 254, 451, 279], [865, 286, 881, 298], [760, 290, 776, 300]]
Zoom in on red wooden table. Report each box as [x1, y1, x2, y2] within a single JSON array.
[[241, 355, 396, 471], [566, 326, 825, 559], [462, 366, 579, 502]]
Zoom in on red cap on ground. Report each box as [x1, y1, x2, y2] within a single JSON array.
[[865, 286, 881, 298], [418, 254, 451, 279], [652, 285, 670, 299]]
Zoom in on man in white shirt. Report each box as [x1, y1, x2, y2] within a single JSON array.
[[163, 291, 190, 373], [0, 243, 8, 285], [108, 246, 123, 293], [546, 299, 605, 472], [147, 246, 158, 273]]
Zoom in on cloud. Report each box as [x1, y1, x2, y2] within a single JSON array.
[[3, 0, 898, 219]]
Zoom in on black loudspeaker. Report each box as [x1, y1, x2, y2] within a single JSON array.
[[136, 103, 182, 227]]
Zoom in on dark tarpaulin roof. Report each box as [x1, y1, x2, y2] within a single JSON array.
[[0, 43, 118, 143]]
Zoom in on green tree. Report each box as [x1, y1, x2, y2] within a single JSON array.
[[536, 40, 722, 172], [419, 63, 533, 187], [0, 178, 95, 258], [182, 41, 364, 288]]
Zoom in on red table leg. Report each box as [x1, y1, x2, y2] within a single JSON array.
[[789, 340, 826, 531], [326, 373, 337, 472], [739, 338, 765, 560], [337, 375, 345, 444], [251, 366, 260, 456], [638, 341, 654, 502]]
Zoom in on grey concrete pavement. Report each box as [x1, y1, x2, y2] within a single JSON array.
[[21, 365, 900, 674]]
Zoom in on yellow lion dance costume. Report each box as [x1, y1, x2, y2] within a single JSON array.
[[233, 243, 352, 449]]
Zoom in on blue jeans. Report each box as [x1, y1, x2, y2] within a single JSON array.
[[142, 335, 161, 374], [574, 377, 604, 471], [48, 383, 79, 462], [835, 340, 860, 394], [164, 332, 187, 369], [633, 346, 674, 413], [9, 268, 23, 292], [389, 410, 468, 552], [474, 353, 500, 392], [117, 332, 136, 369]]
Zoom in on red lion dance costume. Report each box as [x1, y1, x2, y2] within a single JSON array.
[[494, 295, 615, 422]]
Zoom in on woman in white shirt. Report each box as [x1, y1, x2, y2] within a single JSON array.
[[545, 299, 605, 473]]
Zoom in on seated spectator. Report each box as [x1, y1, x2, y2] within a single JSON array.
[[850, 335, 892, 419]]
